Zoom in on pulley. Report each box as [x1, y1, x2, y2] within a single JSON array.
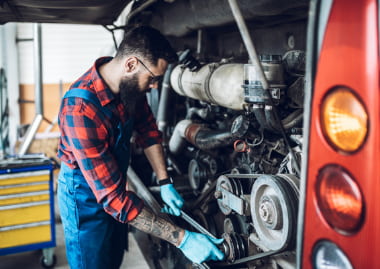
[[188, 159, 209, 191], [250, 175, 298, 251], [223, 215, 249, 235], [221, 232, 247, 263], [188, 154, 218, 192]]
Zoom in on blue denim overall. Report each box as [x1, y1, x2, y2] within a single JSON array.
[[58, 89, 134, 269]]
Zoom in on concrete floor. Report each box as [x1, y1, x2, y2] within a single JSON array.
[[0, 195, 150, 269]]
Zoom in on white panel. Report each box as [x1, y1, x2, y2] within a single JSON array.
[[17, 23, 116, 84], [16, 23, 34, 85]]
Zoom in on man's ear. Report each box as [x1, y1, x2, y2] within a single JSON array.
[[124, 56, 138, 74]]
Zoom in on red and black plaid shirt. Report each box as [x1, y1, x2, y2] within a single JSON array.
[[57, 57, 163, 222]]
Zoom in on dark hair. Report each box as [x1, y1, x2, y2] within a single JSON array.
[[115, 25, 178, 65]]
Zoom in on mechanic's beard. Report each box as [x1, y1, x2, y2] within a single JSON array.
[[119, 75, 145, 116]]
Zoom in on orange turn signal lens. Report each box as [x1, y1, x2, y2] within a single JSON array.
[[316, 165, 364, 235], [320, 87, 368, 153]]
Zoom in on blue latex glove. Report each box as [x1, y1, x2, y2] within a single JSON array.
[[161, 204, 178, 216], [160, 184, 184, 216], [178, 230, 225, 264]]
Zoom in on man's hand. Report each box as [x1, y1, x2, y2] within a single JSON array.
[[177, 230, 225, 264], [160, 183, 184, 216]]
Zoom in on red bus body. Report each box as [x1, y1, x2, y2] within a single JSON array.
[[301, 0, 380, 267]]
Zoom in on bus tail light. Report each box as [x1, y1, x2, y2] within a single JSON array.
[[315, 165, 364, 235], [320, 87, 368, 153], [313, 240, 353, 269]]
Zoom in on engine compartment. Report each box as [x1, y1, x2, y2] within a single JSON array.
[[128, 1, 309, 268]]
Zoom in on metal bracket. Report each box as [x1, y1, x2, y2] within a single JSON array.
[[219, 186, 245, 215]]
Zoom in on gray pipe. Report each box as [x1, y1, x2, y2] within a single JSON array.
[[156, 64, 174, 138], [282, 109, 303, 130], [169, 119, 192, 155], [18, 114, 43, 155], [227, 0, 269, 90], [126, 0, 157, 24], [34, 23, 43, 115]]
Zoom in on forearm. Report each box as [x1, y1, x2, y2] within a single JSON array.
[[144, 144, 168, 180], [129, 207, 185, 246]]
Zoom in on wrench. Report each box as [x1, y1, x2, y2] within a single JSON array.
[[179, 210, 218, 269], [180, 210, 217, 239]]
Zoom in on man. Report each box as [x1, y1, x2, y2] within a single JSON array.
[[57, 25, 224, 269]]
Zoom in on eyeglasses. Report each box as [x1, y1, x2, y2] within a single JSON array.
[[137, 58, 164, 85]]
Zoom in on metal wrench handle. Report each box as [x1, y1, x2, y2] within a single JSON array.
[[180, 210, 217, 239], [179, 210, 220, 269]]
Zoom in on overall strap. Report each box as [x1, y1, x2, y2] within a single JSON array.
[[63, 88, 113, 118]]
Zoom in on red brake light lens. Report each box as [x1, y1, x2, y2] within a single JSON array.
[[315, 165, 364, 235]]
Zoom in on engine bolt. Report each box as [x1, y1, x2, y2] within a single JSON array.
[[259, 201, 274, 225], [214, 190, 222, 199]]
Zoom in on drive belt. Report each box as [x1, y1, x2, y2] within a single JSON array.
[[193, 250, 281, 268], [212, 249, 281, 267]]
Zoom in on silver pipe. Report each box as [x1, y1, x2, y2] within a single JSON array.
[[34, 23, 43, 115], [126, 0, 157, 24], [297, 1, 320, 265], [196, 29, 202, 56], [282, 109, 303, 130], [18, 114, 43, 155], [227, 0, 269, 90], [168, 119, 192, 155], [157, 64, 174, 137]]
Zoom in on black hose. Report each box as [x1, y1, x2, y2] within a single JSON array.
[[282, 109, 303, 130], [252, 105, 268, 131], [264, 106, 281, 132], [263, 90, 301, 174], [194, 129, 236, 150]]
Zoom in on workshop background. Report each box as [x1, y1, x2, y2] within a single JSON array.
[[0, 22, 149, 269], [1, 22, 115, 156]]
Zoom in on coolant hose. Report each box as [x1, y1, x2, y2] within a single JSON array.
[[169, 119, 237, 154]]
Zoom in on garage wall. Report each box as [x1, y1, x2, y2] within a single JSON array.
[[17, 23, 117, 133], [18, 23, 116, 84]]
